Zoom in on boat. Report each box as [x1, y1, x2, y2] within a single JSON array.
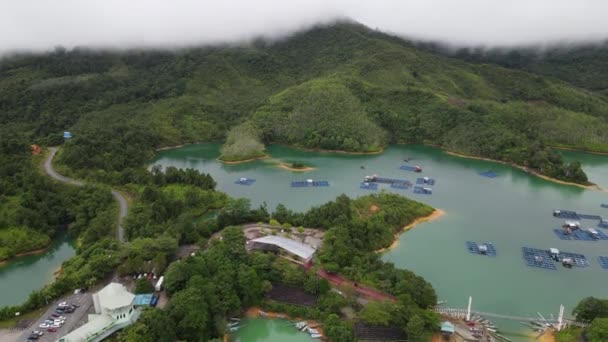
[[310, 333, 322, 339], [227, 322, 240, 327], [259, 310, 268, 317], [295, 321, 308, 331], [229, 326, 240, 332], [308, 328, 319, 334]]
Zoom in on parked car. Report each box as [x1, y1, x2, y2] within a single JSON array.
[[32, 330, 44, 336], [51, 323, 62, 328], [38, 323, 50, 329], [44, 320, 54, 324], [51, 313, 59, 318], [28, 334, 39, 340], [64, 307, 75, 313], [47, 327, 57, 332]]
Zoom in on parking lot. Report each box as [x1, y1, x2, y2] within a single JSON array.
[[18, 292, 92, 342]]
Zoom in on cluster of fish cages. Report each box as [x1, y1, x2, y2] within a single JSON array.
[[291, 180, 329, 188], [598, 256, 608, 269], [466, 241, 497, 256], [234, 178, 256, 186], [413, 186, 433, 195], [553, 228, 608, 241], [522, 247, 589, 270], [416, 177, 435, 185], [479, 170, 498, 178], [360, 182, 378, 190]]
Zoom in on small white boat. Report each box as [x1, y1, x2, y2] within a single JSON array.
[[308, 328, 319, 334], [310, 333, 322, 339], [259, 310, 268, 317]]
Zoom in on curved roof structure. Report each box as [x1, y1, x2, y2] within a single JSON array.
[[251, 235, 316, 260]]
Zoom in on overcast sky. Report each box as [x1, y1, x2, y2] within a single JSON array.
[[1, 0, 608, 54]]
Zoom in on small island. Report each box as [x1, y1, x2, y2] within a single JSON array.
[[277, 160, 316, 172], [218, 122, 267, 163]]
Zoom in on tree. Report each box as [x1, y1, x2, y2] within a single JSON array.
[[119, 308, 176, 342], [406, 314, 427, 342], [135, 278, 155, 294], [323, 313, 354, 342], [359, 301, 397, 326], [574, 297, 608, 321], [588, 318, 608, 342]]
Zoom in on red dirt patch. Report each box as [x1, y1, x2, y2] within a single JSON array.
[[31, 144, 42, 155]]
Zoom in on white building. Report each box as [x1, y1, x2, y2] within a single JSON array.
[[58, 283, 140, 342]]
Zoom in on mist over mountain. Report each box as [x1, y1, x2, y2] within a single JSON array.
[[2, 0, 608, 55]]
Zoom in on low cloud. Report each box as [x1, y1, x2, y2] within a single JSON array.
[[1, 0, 607, 54]]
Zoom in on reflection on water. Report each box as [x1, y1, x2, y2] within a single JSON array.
[[0, 235, 75, 307]]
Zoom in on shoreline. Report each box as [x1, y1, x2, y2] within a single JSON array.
[[276, 163, 316, 172], [241, 307, 326, 339], [376, 208, 445, 253], [0, 246, 50, 266], [217, 155, 268, 164], [445, 151, 604, 192], [291, 144, 385, 155]]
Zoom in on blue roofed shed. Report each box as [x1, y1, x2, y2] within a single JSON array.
[[441, 321, 455, 335], [134, 294, 154, 306]]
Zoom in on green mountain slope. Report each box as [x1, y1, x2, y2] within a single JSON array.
[[1, 21, 607, 184], [421, 42, 608, 95]]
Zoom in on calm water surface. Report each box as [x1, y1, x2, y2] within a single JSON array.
[[231, 318, 316, 342], [153, 143, 608, 341], [0, 235, 75, 307]]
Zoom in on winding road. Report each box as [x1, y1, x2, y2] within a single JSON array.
[[44, 147, 128, 243]]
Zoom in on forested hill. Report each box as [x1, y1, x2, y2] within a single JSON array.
[[417, 41, 608, 96], [2, 22, 607, 184]]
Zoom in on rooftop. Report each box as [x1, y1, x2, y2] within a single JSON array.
[[251, 235, 317, 260], [59, 314, 113, 342], [96, 282, 135, 310]]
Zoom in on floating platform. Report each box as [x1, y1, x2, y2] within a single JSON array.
[[522, 248, 557, 270], [416, 177, 436, 186], [522, 247, 589, 269], [466, 242, 496, 256], [579, 214, 603, 220], [553, 228, 608, 241], [479, 170, 498, 178], [235, 178, 256, 186], [365, 176, 411, 185], [413, 186, 432, 195], [360, 182, 378, 190], [598, 256, 608, 269], [553, 210, 580, 219], [390, 183, 409, 190], [602, 204, 608, 209], [553, 210, 603, 221], [399, 165, 422, 172], [600, 220, 608, 228], [291, 180, 329, 188]]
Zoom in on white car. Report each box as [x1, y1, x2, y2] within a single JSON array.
[[54, 319, 65, 324], [39, 323, 50, 329], [51, 323, 62, 328]]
